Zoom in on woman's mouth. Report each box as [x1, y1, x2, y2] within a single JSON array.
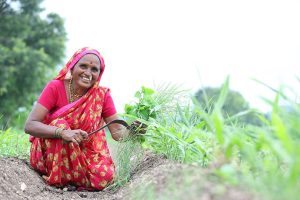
[[81, 76, 92, 83]]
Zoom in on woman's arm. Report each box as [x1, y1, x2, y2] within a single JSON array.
[[24, 103, 87, 144], [104, 114, 129, 141], [24, 103, 58, 138]]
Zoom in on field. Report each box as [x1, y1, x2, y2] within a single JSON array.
[[0, 80, 299, 200]]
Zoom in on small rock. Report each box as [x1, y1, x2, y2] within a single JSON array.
[[20, 182, 27, 191], [79, 193, 88, 198]]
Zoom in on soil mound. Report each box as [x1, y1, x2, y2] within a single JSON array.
[[0, 152, 256, 200]]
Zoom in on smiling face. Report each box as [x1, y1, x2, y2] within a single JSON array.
[[71, 53, 101, 91]]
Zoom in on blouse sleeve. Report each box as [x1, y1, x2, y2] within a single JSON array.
[[102, 90, 117, 118], [37, 80, 58, 110]]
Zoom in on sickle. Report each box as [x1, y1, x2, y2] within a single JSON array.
[[88, 119, 129, 136]]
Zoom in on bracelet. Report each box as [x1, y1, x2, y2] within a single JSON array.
[[54, 128, 63, 138]]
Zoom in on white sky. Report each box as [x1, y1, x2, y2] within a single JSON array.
[[42, 0, 300, 112]]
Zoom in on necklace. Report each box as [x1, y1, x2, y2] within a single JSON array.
[[68, 78, 83, 102]]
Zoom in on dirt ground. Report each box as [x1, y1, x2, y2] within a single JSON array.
[[0, 151, 258, 200]]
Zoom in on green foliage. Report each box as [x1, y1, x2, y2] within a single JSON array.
[[195, 84, 261, 125], [0, 127, 30, 158], [208, 82, 300, 200], [124, 84, 218, 166], [111, 136, 144, 189], [125, 86, 159, 121], [124, 78, 300, 199], [0, 0, 67, 125], [143, 104, 217, 166], [195, 85, 248, 116], [125, 84, 186, 121]]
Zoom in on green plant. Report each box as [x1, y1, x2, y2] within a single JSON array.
[[216, 82, 300, 200], [109, 135, 144, 189], [124, 84, 218, 165], [125, 86, 157, 121], [121, 78, 300, 199], [0, 127, 30, 158]]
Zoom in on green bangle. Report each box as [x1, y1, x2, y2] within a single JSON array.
[[54, 128, 63, 138]]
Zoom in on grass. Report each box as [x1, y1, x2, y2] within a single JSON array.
[[110, 135, 144, 188], [0, 127, 30, 158], [105, 127, 145, 189], [122, 79, 300, 199]]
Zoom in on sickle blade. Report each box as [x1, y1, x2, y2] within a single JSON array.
[[88, 119, 129, 136]]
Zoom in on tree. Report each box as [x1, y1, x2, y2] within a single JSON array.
[[195, 87, 261, 125], [0, 0, 66, 125]]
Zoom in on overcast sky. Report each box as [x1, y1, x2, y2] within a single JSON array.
[[42, 0, 300, 112]]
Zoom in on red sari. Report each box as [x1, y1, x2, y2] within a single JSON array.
[[30, 47, 115, 190]]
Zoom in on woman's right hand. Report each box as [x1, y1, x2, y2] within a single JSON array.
[[60, 129, 88, 145]]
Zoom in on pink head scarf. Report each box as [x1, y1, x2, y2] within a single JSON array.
[[55, 47, 106, 85]]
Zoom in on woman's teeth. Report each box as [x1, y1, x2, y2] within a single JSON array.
[[82, 77, 92, 81]]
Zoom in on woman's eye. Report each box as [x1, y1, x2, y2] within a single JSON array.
[[79, 64, 87, 69], [92, 67, 99, 72]]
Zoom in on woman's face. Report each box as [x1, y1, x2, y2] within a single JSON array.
[[71, 54, 101, 90]]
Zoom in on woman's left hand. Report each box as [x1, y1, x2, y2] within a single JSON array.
[[129, 120, 147, 135]]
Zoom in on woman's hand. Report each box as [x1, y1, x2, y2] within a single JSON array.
[[104, 114, 129, 141], [129, 120, 147, 135], [60, 129, 88, 145]]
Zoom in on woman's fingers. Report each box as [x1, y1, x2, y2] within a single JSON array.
[[130, 120, 147, 135], [72, 130, 88, 143], [80, 130, 88, 139], [60, 129, 88, 144], [61, 129, 84, 144], [71, 137, 79, 145]]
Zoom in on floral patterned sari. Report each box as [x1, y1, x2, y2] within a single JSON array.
[[30, 47, 115, 190]]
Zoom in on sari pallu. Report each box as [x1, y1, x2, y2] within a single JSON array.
[[30, 86, 115, 190]]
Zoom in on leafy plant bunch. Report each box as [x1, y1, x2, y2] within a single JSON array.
[[125, 86, 158, 121], [124, 86, 159, 144], [124, 84, 184, 124], [123, 84, 215, 165], [124, 84, 182, 142]]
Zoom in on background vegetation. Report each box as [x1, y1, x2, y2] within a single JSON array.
[[122, 79, 300, 200], [0, 0, 66, 127]]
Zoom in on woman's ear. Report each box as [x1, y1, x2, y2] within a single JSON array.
[[65, 70, 72, 79]]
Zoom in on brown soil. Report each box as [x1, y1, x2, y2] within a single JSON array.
[[0, 151, 258, 200]]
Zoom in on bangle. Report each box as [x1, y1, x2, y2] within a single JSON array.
[[54, 128, 63, 138]]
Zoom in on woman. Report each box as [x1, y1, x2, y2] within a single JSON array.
[[24, 47, 128, 191]]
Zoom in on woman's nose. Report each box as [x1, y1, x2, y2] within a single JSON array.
[[84, 68, 92, 75]]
